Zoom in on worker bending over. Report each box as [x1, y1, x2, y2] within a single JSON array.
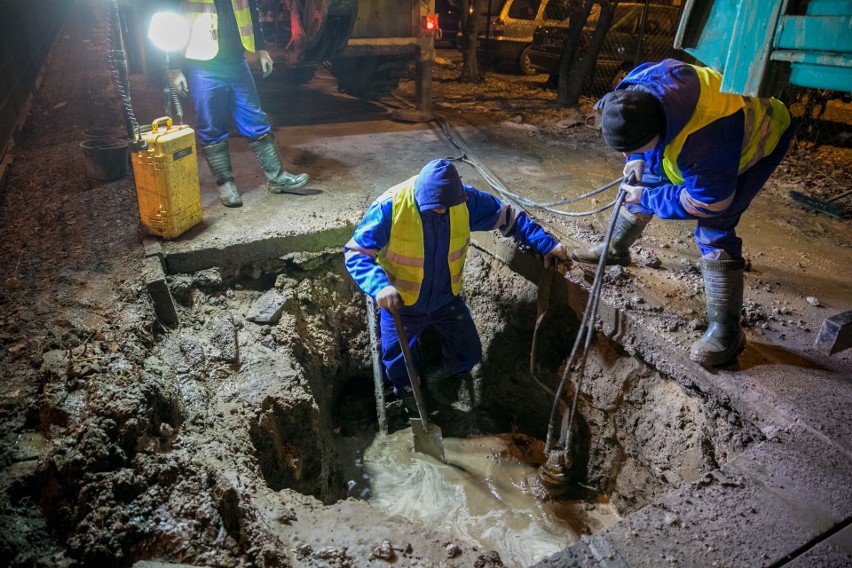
[[573, 59, 792, 367], [167, 0, 309, 207], [345, 159, 568, 415]]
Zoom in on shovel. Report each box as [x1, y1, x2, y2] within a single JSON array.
[[391, 311, 446, 462]]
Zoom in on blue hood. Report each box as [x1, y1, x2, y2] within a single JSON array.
[[414, 159, 467, 211]]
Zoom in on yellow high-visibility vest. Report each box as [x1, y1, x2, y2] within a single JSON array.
[[182, 0, 256, 61], [377, 179, 470, 306], [663, 65, 791, 185]]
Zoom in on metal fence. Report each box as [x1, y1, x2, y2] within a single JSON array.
[[476, 0, 685, 97], [783, 87, 852, 200], [470, 0, 850, 180]]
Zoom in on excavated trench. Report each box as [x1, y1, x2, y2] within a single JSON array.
[[148, 241, 761, 565], [14, 240, 762, 566]]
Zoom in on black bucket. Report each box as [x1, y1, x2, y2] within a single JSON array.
[[80, 138, 129, 181], [82, 128, 125, 140]]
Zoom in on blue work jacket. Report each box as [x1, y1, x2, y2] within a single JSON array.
[[619, 59, 790, 220], [345, 186, 558, 314]]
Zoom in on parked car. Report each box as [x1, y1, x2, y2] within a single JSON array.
[[435, 0, 461, 48], [527, 3, 681, 87], [476, 0, 573, 75]]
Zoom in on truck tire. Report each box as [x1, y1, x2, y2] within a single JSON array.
[[273, 0, 357, 66], [282, 65, 317, 84], [330, 55, 408, 100]]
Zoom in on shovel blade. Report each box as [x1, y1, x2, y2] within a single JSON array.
[[410, 418, 445, 462]]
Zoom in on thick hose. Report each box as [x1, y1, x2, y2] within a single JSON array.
[[105, 0, 140, 140], [544, 189, 627, 456]]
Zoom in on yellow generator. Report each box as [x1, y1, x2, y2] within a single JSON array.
[[131, 117, 202, 239]]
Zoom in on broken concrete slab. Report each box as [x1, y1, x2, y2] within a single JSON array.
[[142, 256, 178, 327], [246, 288, 288, 325], [815, 310, 852, 355], [142, 238, 162, 259], [542, 421, 852, 568], [784, 523, 852, 567]]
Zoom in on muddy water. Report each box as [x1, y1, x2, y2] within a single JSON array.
[[357, 429, 620, 567]]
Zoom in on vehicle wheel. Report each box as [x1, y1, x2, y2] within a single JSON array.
[[518, 45, 537, 76]]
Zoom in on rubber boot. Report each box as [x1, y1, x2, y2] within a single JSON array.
[[398, 389, 420, 419], [249, 134, 310, 194], [571, 209, 651, 266], [201, 141, 242, 207], [424, 370, 458, 407], [690, 258, 746, 367]]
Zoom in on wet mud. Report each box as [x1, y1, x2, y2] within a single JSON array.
[[0, 4, 803, 564], [2, 244, 762, 567]]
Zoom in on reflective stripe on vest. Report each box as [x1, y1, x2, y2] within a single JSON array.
[[183, 0, 256, 61], [663, 65, 791, 186], [376, 180, 470, 306]]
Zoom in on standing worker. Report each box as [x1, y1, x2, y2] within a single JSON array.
[[344, 159, 569, 416], [572, 59, 793, 367], [167, 0, 310, 207]]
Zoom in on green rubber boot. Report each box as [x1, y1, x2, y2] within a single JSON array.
[[249, 134, 310, 194], [571, 209, 651, 266], [690, 258, 746, 367], [201, 141, 242, 207]]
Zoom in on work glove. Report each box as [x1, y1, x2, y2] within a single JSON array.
[[376, 285, 403, 313], [623, 158, 645, 184], [168, 69, 189, 97], [544, 243, 569, 268], [620, 182, 645, 204], [258, 50, 273, 78]]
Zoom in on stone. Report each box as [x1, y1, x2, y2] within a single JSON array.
[[246, 289, 288, 325]]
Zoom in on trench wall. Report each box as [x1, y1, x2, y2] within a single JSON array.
[[461, 241, 763, 514]]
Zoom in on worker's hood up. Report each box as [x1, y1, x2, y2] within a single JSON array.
[[414, 159, 467, 212]]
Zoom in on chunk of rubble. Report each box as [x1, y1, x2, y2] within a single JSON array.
[[246, 289, 288, 324]]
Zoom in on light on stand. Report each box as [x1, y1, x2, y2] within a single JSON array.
[[147, 11, 190, 53], [147, 11, 190, 123]]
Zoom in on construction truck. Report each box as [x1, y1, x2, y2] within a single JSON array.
[[675, 0, 851, 97], [123, 0, 438, 112]]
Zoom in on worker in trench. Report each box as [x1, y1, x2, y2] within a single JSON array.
[[572, 58, 793, 368], [344, 159, 569, 418], [165, 0, 310, 207]]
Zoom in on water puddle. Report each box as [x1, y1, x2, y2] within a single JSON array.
[[14, 431, 51, 461], [355, 429, 620, 567]]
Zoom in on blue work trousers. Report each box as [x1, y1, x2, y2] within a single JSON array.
[[380, 297, 482, 390], [628, 126, 794, 259], [187, 58, 271, 146]]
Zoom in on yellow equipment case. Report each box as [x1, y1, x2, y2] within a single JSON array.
[[131, 116, 202, 239]]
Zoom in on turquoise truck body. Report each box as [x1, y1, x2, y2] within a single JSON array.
[[674, 0, 851, 96]]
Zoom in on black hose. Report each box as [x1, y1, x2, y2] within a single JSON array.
[[105, 0, 140, 141], [544, 188, 627, 455]]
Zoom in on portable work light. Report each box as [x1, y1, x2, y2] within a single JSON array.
[[147, 11, 190, 53]]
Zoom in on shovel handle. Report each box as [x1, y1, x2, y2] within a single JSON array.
[[390, 310, 431, 429]]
